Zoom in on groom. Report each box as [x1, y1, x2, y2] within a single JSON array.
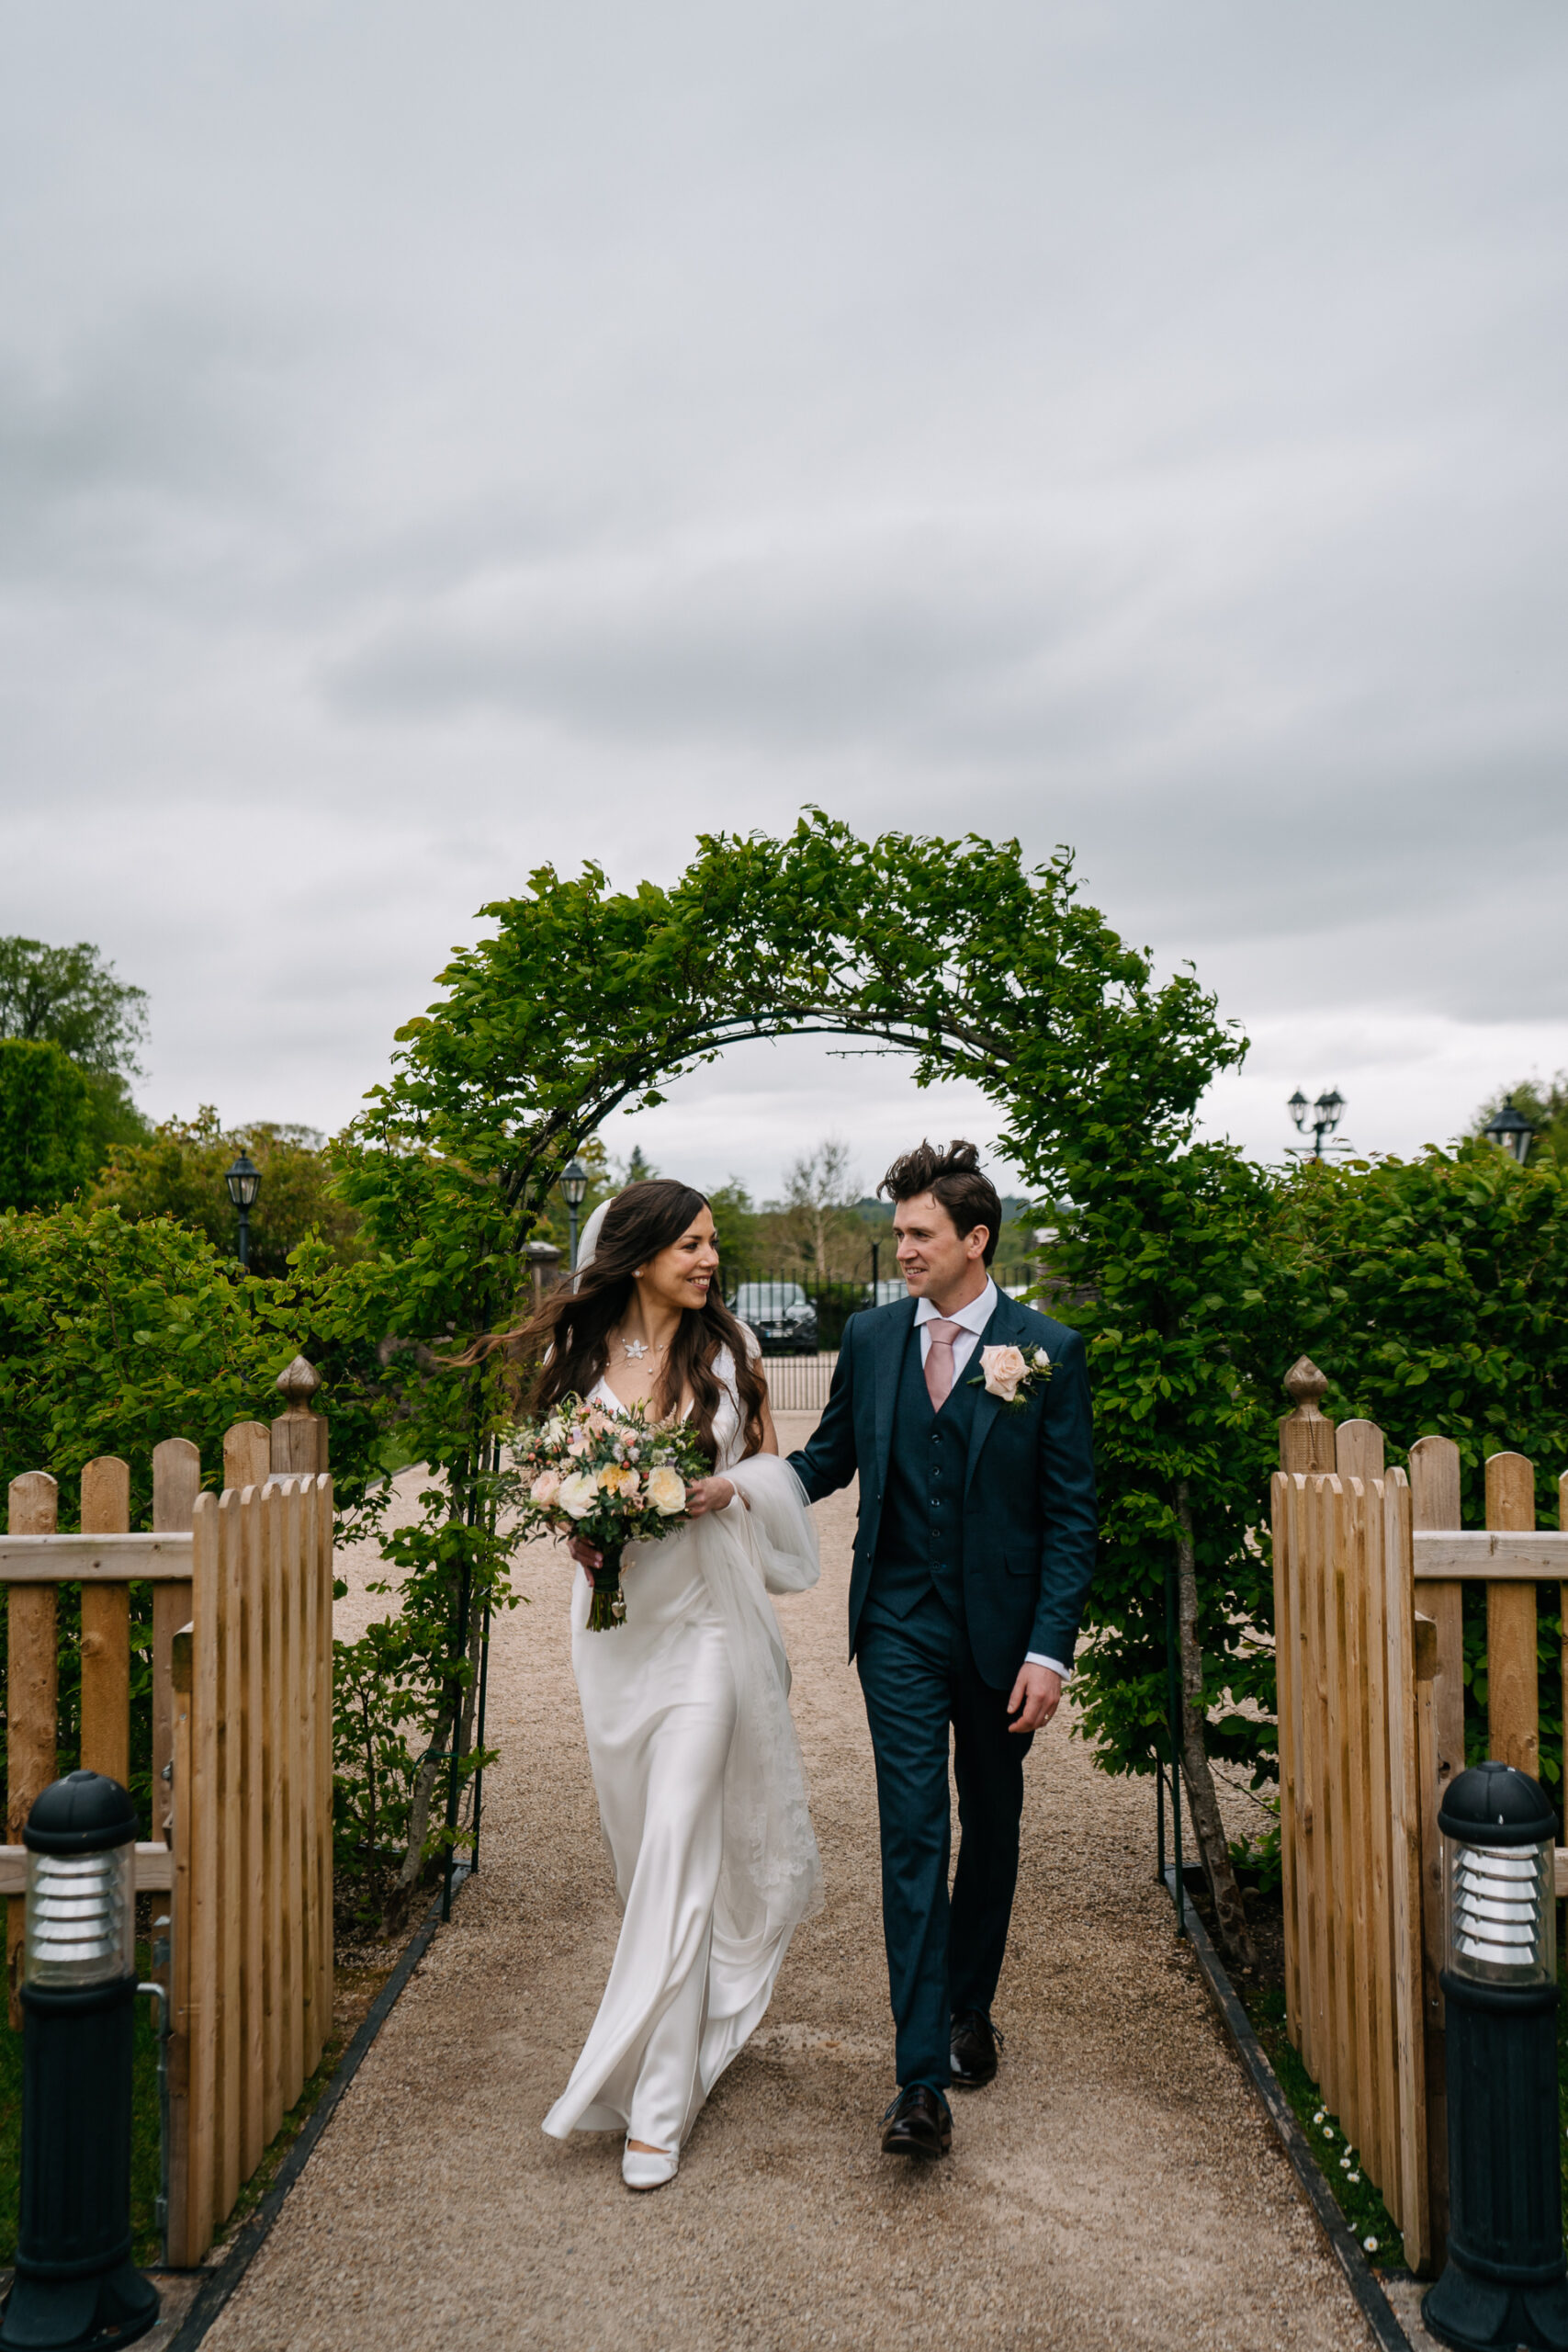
[[787, 1140, 1096, 2159]]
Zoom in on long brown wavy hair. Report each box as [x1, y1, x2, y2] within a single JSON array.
[[492, 1179, 767, 1464]]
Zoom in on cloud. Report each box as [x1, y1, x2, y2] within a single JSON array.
[[0, 0, 1564, 1172]]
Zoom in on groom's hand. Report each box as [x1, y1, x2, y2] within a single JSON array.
[[1007, 1663, 1062, 1734]]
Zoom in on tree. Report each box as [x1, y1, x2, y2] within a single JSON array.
[[1473, 1075, 1568, 1167], [92, 1108, 363, 1275], [0, 935, 150, 1165], [0, 1039, 95, 1211], [705, 1178, 761, 1273], [773, 1136, 863, 1276], [0, 937, 148, 1073]]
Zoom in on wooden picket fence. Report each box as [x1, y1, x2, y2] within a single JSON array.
[[1272, 1359, 1568, 2277], [1, 1362, 333, 2267]]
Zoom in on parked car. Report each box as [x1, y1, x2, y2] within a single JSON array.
[[870, 1276, 910, 1306], [729, 1282, 820, 1355]]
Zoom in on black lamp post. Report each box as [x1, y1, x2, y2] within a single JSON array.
[[223, 1149, 261, 1271], [1483, 1101, 1536, 1166], [560, 1157, 589, 1272], [0, 1771, 160, 2351], [1423, 1760, 1567, 2352], [1288, 1087, 1345, 1160]]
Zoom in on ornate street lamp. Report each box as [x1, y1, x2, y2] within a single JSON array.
[[1423, 1761, 1566, 2352], [560, 1157, 589, 1272], [1288, 1087, 1345, 1161], [223, 1150, 261, 1272], [1483, 1100, 1536, 1166]]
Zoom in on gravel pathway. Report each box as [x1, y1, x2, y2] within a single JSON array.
[[207, 1417, 1373, 2352]]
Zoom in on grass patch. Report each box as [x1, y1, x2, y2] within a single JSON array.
[[1213, 1870, 1568, 2267], [1239, 1980, 1404, 2263]]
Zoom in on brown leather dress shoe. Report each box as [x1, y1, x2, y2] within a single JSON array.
[[950, 2010, 1001, 2088], [881, 2086, 953, 2159]]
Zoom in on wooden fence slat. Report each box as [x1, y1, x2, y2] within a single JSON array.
[[79, 1456, 131, 1789], [280, 1477, 305, 2109], [166, 1622, 197, 2267], [299, 1479, 322, 2077], [187, 1495, 220, 2261], [1334, 1417, 1383, 2181], [314, 1477, 335, 2064], [1360, 1469, 1397, 2211], [1343, 1476, 1375, 2173], [1305, 1475, 1335, 2104], [224, 1421, 271, 1493], [1485, 1453, 1539, 1774], [240, 1481, 266, 2184], [1325, 1476, 1357, 2143], [6, 1470, 59, 2028], [1382, 1470, 1430, 2271], [1409, 1432, 1462, 2272], [152, 1439, 201, 1847], [262, 1483, 286, 2144], [1336, 1420, 1385, 1486], [1271, 1475, 1303, 2047], [216, 1491, 243, 2223]]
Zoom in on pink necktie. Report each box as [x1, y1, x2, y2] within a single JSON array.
[[924, 1319, 963, 1411]]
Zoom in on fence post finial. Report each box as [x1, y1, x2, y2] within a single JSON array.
[[1280, 1355, 1336, 1473], [275, 1355, 321, 1412], [271, 1356, 327, 1479]]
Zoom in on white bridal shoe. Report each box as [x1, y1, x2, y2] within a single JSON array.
[[622, 2143, 679, 2192]]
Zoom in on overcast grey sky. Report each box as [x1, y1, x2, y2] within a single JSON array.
[[3, 2, 1565, 1200]]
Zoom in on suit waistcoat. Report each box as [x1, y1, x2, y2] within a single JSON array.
[[868, 1320, 977, 1622]]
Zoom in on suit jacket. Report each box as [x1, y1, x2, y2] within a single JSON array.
[[786, 1289, 1097, 1690]]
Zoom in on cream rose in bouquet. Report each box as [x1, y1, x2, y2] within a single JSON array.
[[513, 1395, 711, 1629]]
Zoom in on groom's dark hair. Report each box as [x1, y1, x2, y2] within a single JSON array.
[[880, 1139, 1001, 1264]]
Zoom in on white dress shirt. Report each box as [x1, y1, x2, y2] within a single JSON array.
[[914, 1282, 1070, 1684]]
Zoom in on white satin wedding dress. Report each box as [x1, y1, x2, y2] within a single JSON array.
[[541, 1342, 821, 2171]]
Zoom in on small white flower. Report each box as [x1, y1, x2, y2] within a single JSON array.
[[1348, 2173, 1360, 2185], [1321, 2126, 1334, 2141], [1339, 2157, 1350, 2171], [1362, 2237, 1378, 2256], [1032, 1347, 1052, 1370], [1313, 2110, 1325, 2125]]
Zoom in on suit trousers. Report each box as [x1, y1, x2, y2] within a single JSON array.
[[855, 1586, 1032, 2093]]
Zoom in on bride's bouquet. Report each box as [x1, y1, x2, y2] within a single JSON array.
[[513, 1394, 712, 1630]]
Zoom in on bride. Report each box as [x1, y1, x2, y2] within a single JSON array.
[[518, 1178, 821, 2190]]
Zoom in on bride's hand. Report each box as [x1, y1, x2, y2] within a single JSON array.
[[568, 1533, 603, 1571], [684, 1476, 736, 1517]]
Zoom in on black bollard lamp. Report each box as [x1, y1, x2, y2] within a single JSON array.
[[1423, 1760, 1568, 2352], [0, 1772, 160, 2351]]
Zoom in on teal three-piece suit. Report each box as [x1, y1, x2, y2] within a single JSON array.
[[787, 1285, 1097, 2094]]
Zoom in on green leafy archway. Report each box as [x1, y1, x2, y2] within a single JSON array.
[[333, 813, 1270, 1941], [358, 812, 1241, 1232]]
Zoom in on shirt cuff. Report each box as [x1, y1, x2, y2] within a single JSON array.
[[1025, 1653, 1069, 1680]]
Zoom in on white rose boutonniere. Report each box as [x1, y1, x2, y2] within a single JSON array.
[[970, 1343, 1054, 1409]]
